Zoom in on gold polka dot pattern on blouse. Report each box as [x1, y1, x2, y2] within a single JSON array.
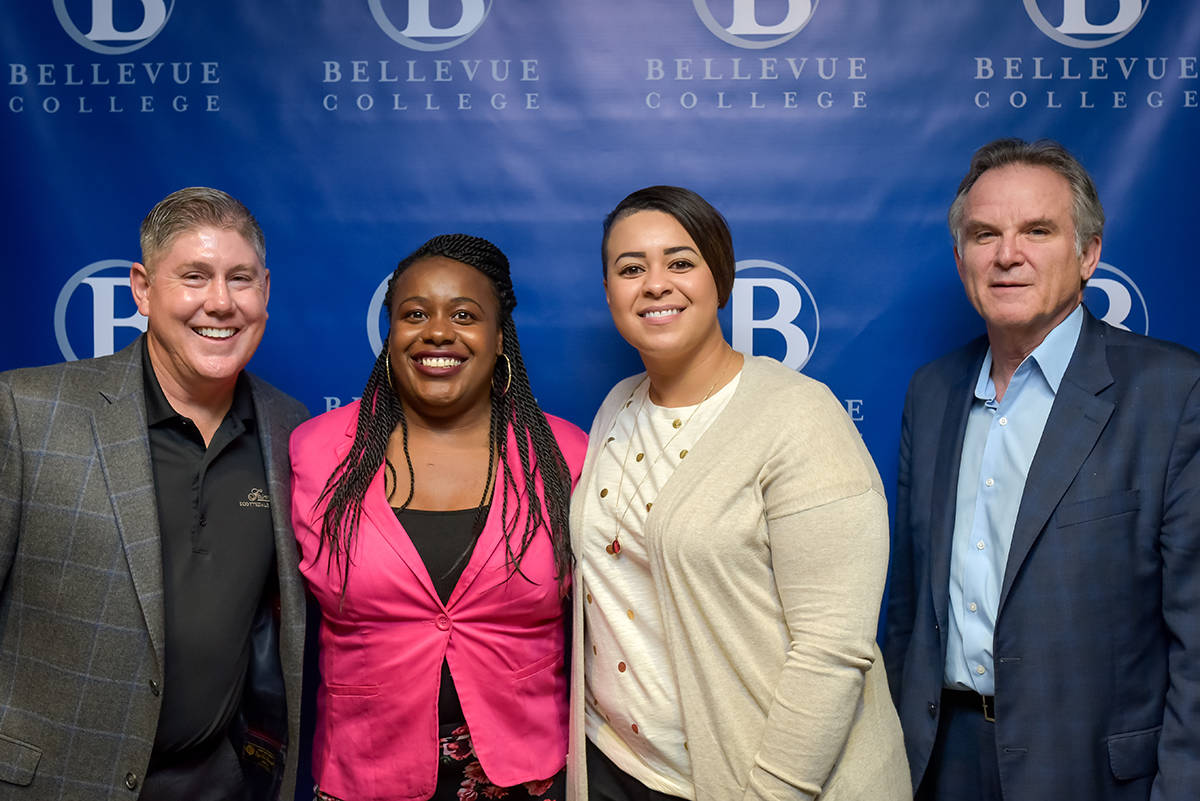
[[645, 502, 652, 512], [679, 449, 688, 459], [617, 661, 627, 673], [631, 723, 640, 734], [635, 452, 644, 462], [600, 488, 608, 498], [672, 419, 682, 429], [626, 609, 635, 620], [592, 645, 597, 654], [586, 592, 593, 604]]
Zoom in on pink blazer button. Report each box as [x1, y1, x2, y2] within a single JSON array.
[[435, 614, 451, 631]]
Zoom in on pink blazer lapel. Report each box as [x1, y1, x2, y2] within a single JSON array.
[[333, 416, 443, 604], [447, 425, 530, 607]]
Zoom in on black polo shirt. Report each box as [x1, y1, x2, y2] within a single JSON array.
[[141, 343, 276, 761]]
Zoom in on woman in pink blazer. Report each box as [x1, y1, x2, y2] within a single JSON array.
[[291, 234, 586, 801]]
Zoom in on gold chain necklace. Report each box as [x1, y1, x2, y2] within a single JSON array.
[[602, 374, 721, 558]]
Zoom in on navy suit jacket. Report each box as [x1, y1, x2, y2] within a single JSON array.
[[884, 310, 1200, 801]]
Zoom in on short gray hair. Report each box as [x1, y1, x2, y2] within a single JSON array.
[[948, 138, 1104, 255], [139, 187, 265, 272]]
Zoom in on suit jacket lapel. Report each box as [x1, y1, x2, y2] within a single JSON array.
[[253, 381, 292, 547], [90, 341, 166, 667], [999, 313, 1115, 612], [929, 349, 984, 634], [347, 420, 443, 603], [449, 425, 527, 606], [250, 377, 306, 671]]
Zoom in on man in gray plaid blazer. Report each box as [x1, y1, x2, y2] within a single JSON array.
[[0, 188, 308, 800], [885, 139, 1200, 800]]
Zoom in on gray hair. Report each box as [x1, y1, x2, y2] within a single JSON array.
[[948, 138, 1104, 256], [139, 187, 265, 272]]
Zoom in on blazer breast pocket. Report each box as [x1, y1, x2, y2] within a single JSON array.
[[1056, 489, 1140, 529], [0, 733, 42, 786]]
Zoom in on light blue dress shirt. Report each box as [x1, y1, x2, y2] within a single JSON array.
[[944, 305, 1084, 694]]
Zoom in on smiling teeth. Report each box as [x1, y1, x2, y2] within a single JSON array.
[[420, 357, 463, 368], [641, 309, 681, 318], [196, 327, 235, 338]]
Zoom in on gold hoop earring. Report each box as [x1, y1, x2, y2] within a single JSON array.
[[384, 349, 396, 393], [496, 353, 512, 396]]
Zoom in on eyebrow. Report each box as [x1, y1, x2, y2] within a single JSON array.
[[171, 261, 261, 273], [397, 295, 485, 309], [613, 245, 700, 261], [965, 216, 1059, 232]]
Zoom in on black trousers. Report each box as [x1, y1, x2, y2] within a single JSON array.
[[585, 740, 685, 801], [140, 735, 250, 801], [917, 690, 1004, 801]]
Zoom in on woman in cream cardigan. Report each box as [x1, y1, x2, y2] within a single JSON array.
[[569, 186, 909, 801]]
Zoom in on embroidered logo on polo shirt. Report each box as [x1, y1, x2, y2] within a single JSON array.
[[239, 488, 271, 509]]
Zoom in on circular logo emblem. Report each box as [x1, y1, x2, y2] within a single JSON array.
[[692, 0, 819, 50], [1023, 0, 1148, 49], [366, 273, 392, 356], [1084, 262, 1149, 335], [55, 260, 146, 361], [368, 0, 493, 51], [722, 259, 820, 370], [53, 0, 174, 55]]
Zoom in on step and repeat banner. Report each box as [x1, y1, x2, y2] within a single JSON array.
[[4, 0, 1198, 499]]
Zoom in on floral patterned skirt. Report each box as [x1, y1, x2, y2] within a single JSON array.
[[314, 722, 565, 801]]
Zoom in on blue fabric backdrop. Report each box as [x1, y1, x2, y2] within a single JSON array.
[[4, 1, 1198, 795]]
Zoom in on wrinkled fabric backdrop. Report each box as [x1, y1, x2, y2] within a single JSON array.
[[4, 4, 1197, 787]]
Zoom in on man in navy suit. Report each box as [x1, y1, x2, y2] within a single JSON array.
[[884, 138, 1200, 801]]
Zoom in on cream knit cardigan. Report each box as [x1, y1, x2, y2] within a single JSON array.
[[568, 356, 910, 801]]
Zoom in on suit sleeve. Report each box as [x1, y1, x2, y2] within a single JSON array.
[[0, 375, 22, 593], [883, 380, 917, 701], [1152, 375, 1200, 801], [742, 397, 891, 801]]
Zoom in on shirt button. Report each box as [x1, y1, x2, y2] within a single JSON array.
[[149, 679, 160, 696], [977, 540, 986, 550], [199, 515, 207, 527], [928, 702, 938, 717], [435, 614, 451, 631], [125, 772, 139, 791], [968, 602, 978, 613], [976, 665, 986, 675], [984, 478, 994, 487], [998, 416, 1008, 426]]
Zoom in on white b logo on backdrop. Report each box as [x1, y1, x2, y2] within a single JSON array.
[[1085, 262, 1149, 334], [369, 0, 492, 51], [55, 260, 146, 361], [53, 0, 173, 54], [727, 259, 820, 370], [1024, 0, 1148, 48], [367, 274, 392, 356], [693, 0, 819, 49]]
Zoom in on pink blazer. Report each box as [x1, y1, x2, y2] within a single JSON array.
[[290, 402, 586, 801]]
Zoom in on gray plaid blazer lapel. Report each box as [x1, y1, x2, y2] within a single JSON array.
[[1000, 312, 1116, 613], [89, 341, 166, 668], [250, 375, 306, 679]]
